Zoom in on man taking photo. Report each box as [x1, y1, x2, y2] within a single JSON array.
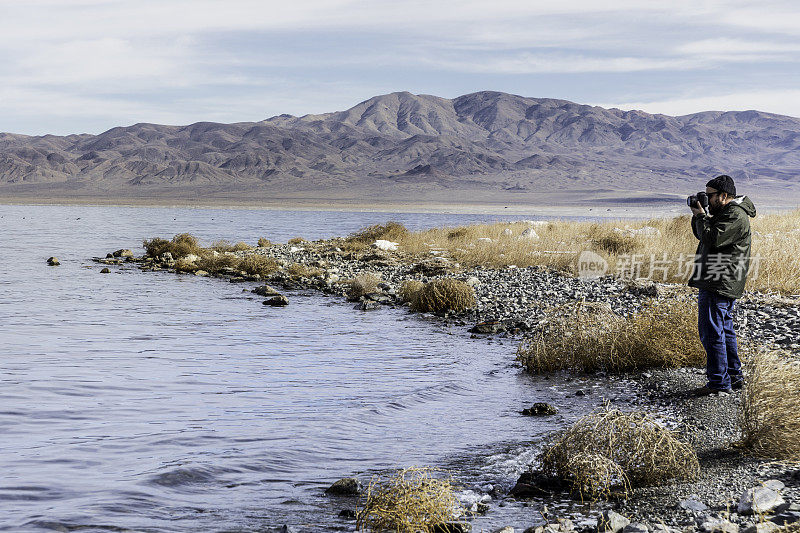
[[688, 174, 757, 395]]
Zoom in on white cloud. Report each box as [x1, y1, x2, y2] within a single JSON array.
[[597, 90, 800, 118], [1, 0, 799, 133]]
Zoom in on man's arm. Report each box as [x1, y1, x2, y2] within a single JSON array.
[[695, 211, 745, 250]]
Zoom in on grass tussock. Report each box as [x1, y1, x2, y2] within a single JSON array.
[[347, 273, 381, 300], [398, 280, 425, 304], [540, 406, 699, 501], [344, 222, 410, 250], [287, 263, 323, 279], [287, 237, 307, 245], [357, 467, 457, 533], [387, 208, 800, 294], [238, 255, 280, 277], [411, 278, 476, 313], [143, 233, 203, 259], [210, 240, 252, 253], [257, 237, 272, 248], [741, 349, 800, 460], [516, 298, 704, 373], [195, 253, 239, 273]]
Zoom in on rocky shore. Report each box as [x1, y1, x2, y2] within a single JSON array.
[[93, 236, 800, 532]]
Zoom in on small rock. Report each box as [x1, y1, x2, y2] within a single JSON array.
[[100, 267, 110, 274], [521, 403, 558, 416], [263, 295, 289, 307], [502, 228, 513, 236], [741, 523, 780, 533], [47, 257, 60, 266], [762, 479, 785, 491], [355, 300, 381, 311], [598, 511, 630, 533], [252, 285, 280, 297], [466, 276, 481, 287], [699, 519, 738, 533], [469, 321, 505, 334], [195, 270, 209, 277], [520, 228, 540, 240], [338, 509, 357, 519], [112, 249, 134, 258], [623, 524, 649, 533], [738, 486, 785, 515], [159, 252, 174, 262], [476, 238, 493, 244], [325, 478, 361, 496], [493, 527, 514, 533], [373, 240, 399, 251], [680, 496, 709, 512]]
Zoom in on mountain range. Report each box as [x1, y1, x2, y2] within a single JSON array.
[[2, 91, 799, 204]]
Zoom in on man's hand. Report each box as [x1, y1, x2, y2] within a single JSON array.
[[690, 201, 704, 216]]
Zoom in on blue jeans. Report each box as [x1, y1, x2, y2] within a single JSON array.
[[698, 289, 742, 390]]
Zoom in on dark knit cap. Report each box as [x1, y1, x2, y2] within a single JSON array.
[[706, 174, 736, 196]]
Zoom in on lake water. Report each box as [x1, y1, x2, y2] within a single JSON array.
[[0, 205, 618, 532]]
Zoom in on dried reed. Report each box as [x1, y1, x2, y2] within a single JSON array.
[[411, 278, 476, 313], [357, 467, 458, 533], [540, 406, 699, 501], [740, 348, 800, 460], [347, 273, 381, 301], [516, 298, 704, 373]]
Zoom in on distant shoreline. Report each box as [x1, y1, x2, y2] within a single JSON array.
[[2, 193, 797, 218]]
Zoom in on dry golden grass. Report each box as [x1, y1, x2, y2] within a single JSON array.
[[357, 467, 458, 533], [287, 237, 307, 245], [238, 255, 280, 277], [412, 278, 476, 313], [195, 253, 239, 273], [540, 406, 699, 501], [143, 233, 203, 259], [257, 237, 272, 248], [209, 240, 253, 253], [287, 262, 323, 279], [516, 298, 704, 373], [345, 222, 410, 250], [389, 209, 800, 294], [740, 349, 800, 460], [398, 280, 425, 304], [347, 273, 381, 301]]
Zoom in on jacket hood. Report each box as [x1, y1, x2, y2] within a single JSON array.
[[728, 195, 757, 218]]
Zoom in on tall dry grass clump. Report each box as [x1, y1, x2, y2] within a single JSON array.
[[345, 222, 410, 250], [238, 255, 280, 277], [740, 349, 800, 460], [347, 273, 381, 300], [257, 237, 272, 247], [287, 262, 323, 279], [398, 280, 425, 304], [209, 240, 252, 253], [194, 253, 239, 273], [540, 406, 699, 501], [517, 298, 704, 373], [143, 233, 203, 259], [411, 278, 476, 313], [357, 467, 458, 533]]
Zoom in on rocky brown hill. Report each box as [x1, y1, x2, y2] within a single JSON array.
[[1, 91, 799, 200]]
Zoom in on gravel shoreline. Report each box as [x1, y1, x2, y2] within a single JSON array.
[[95, 237, 800, 532]]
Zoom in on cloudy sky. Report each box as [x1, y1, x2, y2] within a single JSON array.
[[2, 0, 800, 135]]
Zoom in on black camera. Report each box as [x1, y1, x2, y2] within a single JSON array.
[[687, 191, 709, 209]]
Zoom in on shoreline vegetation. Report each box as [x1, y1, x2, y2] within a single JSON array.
[[93, 212, 800, 533]]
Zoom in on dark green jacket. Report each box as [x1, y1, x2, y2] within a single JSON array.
[[688, 196, 756, 299]]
